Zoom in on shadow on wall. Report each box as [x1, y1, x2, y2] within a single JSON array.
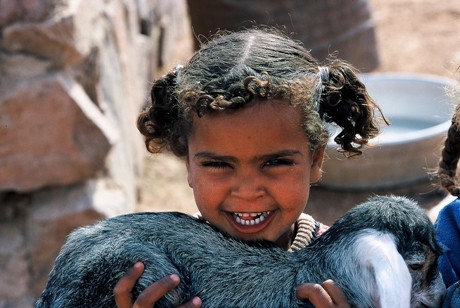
[[187, 0, 380, 72]]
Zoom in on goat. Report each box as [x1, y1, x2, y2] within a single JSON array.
[[35, 195, 445, 307]]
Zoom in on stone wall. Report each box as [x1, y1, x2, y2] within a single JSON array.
[[0, 0, 193, 306]]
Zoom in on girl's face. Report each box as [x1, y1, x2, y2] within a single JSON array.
[[185, 100, 324, 249]]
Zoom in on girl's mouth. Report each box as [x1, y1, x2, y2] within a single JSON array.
[[225, 210, 275, 235], [232, 211, 271, 226]]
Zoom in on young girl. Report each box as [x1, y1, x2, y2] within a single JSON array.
[[114, 28, 386, 308], [436, 101, 460, 307]]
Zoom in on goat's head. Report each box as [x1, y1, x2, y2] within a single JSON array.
[[368, 195, 446, 307], [326, 195, 446, 307], [399, 228, 445, 307]]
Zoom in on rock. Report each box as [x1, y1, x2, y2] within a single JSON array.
[[0, 0, 52, 28], [0, 179, 131, 304], [0, 0, 194, 306], [0, 52, 53, 81], [0, 72, 117, 192], [1, 0, 104, 66], [0, 221, 31, 306], [27, 180, 130, 297]]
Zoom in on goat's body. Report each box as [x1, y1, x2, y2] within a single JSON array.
[[36, 196, 445, 308]]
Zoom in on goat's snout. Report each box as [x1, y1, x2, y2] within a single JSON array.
[[427, 274, 446, 308], [411, 265, 446, 308]]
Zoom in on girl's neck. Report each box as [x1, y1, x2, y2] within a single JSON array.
[[275, 225, 296, 251]]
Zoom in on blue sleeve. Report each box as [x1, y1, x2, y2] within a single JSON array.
[[442, 281, 460, 308], [435, 198, 460, 288]]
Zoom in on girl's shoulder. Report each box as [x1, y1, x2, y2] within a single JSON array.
[[435, 197, 460, 233]]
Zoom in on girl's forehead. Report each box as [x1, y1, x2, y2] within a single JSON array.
[[191, 99, 301, 125], [186, 100, 312, 162], [190, 100, 305, 136]]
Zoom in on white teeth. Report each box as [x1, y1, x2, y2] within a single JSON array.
[[233, 211, 271, 226], [234, 212, 267, 217]]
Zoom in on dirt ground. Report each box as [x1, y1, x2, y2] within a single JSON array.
[[371, 0, 459, 77], [136, 0, 460, 219]]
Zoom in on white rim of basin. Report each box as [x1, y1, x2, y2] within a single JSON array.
[[327, 72, 457, 148], [322, 72, 458, 190]]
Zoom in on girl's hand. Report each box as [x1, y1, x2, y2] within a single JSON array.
[[296, 280, 350, 308], [114, 262, 202, 308]]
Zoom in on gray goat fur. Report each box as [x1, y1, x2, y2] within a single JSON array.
[[36, 195, 445, 307]]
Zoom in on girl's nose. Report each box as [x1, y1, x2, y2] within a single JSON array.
[[230, 170, 266, 200]]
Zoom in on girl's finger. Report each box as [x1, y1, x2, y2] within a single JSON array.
[[133, 274, 180, 308], [297, 283, 334, 308], [321, 280, 350, 307], [178, 296, 202, 308], [114, 262, 145, 308]]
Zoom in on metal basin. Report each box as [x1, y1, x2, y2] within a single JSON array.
[[320, 73, 457, 190]]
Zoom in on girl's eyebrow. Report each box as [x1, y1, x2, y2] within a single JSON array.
[[194, 152, 236, 162], [261, 150, 304, 158]]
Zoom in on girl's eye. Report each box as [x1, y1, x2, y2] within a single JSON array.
[[264, 158, 294, 167], [201, 161, 231, 169]]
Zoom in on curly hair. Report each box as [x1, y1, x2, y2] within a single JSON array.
[[138, 28, 386, 158]]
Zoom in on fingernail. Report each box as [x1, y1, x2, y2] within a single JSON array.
[[193, 297, 202, 306]]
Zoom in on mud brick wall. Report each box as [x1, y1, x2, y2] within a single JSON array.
[[0, 1, 192, 306]]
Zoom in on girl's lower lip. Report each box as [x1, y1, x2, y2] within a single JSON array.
[[224, 211, 275, 234]]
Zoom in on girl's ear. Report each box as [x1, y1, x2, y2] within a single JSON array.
[[185, 157, 193, 188], [309, 148, 325, 184]]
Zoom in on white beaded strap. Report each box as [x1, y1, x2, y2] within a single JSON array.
[[288, 213, 318, 252]]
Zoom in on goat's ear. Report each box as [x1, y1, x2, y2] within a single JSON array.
[[354, 230, 412, 308]]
